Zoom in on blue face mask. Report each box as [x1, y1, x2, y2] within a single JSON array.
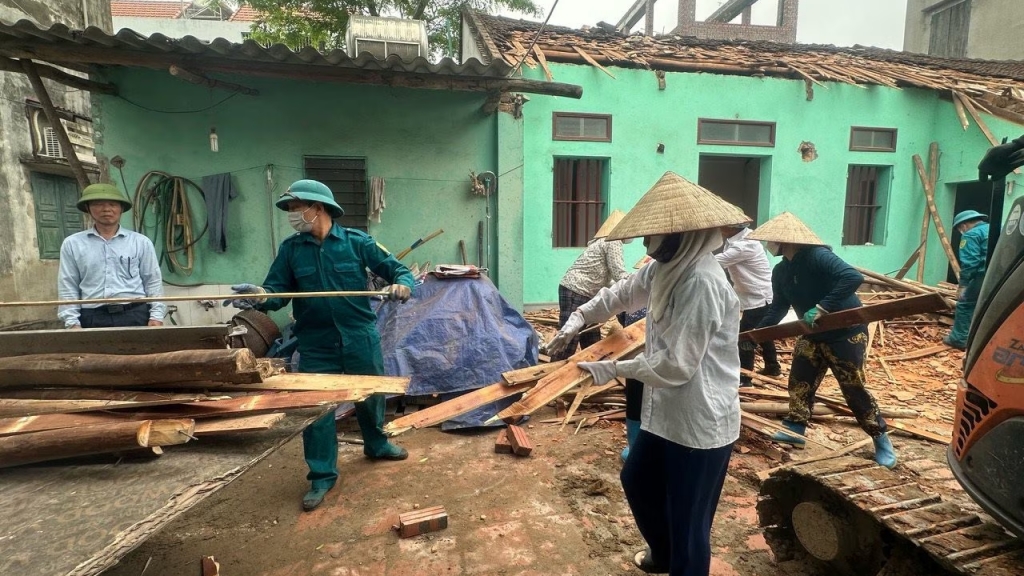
[[288, 205, 318, 233]]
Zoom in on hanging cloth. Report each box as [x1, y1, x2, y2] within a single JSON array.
[[369, 177, 386, 223], [201, 173, 238, 253]]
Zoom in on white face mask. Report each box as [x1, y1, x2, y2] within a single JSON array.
[[766, 242, 781, 257], [288, 206, 318, 233]]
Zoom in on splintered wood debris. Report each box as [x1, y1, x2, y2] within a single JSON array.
[[468, 12, 1024, 124]]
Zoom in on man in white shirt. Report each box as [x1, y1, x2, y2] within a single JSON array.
[[716, 223, 780, 385]]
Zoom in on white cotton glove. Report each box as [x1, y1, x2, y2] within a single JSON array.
[[546, 311, 586, 356], [578, 360, 619, 385]]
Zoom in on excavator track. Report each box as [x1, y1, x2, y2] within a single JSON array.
[[757, 453, 1024, 576]]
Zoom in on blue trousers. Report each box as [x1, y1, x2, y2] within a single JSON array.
[[948, 276, 983, 347], [298, 341, 391, 491], [621, 430, 734, 576]]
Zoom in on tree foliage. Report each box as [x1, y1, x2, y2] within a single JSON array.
[[245, 0, 541, 58]]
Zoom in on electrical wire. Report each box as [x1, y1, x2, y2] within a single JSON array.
[[510, 0, 560, 77], [116, 92, 239, 114]]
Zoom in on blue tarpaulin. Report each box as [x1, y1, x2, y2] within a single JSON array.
[[375, 275, 539, 429]]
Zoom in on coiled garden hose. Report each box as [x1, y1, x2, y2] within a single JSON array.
[[133, 171, 208, 276]]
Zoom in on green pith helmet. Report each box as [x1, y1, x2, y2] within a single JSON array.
[[77, 183, 132, 213], [276, 179, 344, 218], [953, 210, 988, 228]]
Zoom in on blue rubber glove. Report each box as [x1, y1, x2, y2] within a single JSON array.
[[578, 360, 619, 386], [802, 306, 825, 327], [223, 283, 266, 309]]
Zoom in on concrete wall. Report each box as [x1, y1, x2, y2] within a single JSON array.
[[92, 68, 516, 319], [0, 0, 112, 328], [112, 16, 251, 42], [904, 0, 1024, 60], [516, 62, 1024, 305]]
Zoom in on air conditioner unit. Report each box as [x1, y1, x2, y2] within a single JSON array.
[[345, 15, 428, 61]]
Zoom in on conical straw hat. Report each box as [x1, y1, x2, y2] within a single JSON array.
[[747, 212, 825, 245], [594, 209, 626, 239], [606, 172, 750, 241]]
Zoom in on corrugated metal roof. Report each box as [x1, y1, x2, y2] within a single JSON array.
[[0, 18, 513, 78]]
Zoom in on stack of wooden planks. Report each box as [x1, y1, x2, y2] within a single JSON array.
[[0, 348, 408, 468]]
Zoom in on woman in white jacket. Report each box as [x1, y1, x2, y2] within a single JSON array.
[[548, 172, 748, 576]]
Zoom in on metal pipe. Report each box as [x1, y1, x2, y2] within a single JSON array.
[[1, 290, 390, 308]]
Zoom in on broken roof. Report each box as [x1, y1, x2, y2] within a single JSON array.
[[0, 18, 580, 99], [465, 11, 1024, 125]]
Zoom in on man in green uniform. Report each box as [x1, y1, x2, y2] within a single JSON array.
[[944, 210, 991, 350], [228, 179, 413, 511]]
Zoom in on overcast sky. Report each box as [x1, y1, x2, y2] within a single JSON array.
[[499, 0, 909, 50]]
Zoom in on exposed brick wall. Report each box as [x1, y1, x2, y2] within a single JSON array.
[[676, 0, 798, 43]]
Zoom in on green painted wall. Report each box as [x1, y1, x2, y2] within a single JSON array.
[[517, 62, 1023, 305], [93, 69, 514, 306]]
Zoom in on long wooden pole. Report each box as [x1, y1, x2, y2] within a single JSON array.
[[21, 59, 90, 189], [0, 290, 389, 308], [913, 150, 960, 280]]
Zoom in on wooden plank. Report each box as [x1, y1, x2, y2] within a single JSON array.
[[383, 381, 531, 436], [741, 402, 918, 419], [952, 91, 970, 131], [196, 373, 409, 393], [758, 438, 873, 481], [882, 344, 952, 362], [886, 420, 950, 444], [741, 412, 823, 448], [0, 411, 128, 436], [502, 361, 567, 385], [507, 424, 533, 456], [917, 205, 930, 284], [914, 151, 961, 279], [193, 413, 286, 436], [0, 419, 194, 468], [895, 240, 926, 280], [739, 293, 949, 343], [0, 391, 223, 418], [21, 59, 89, 188], [127, 390, 389, 420], [0, 349, 263, 389], [572, 46, 616, 78], [533, 44, 553, 82], [0, 325, 229, 358], [492, 320, 646, 422]]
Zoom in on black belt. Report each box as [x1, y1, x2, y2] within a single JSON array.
[[91, 302, 148, 314]]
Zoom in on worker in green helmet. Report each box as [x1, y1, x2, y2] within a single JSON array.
[[227, 179, 414, 512], [58, 183, 165, 328], [944, 210, 991, 350]]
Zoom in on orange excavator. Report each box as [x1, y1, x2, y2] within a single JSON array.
[[758, 139, 1024, 576]]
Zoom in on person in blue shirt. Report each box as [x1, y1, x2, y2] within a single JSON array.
[[748, 212, 896, 469], [58, 183, 165, 328], [228, 180, 414, 512], [945, 210, 991, 350]]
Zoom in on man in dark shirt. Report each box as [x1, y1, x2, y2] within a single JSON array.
[[748, 212, 896, 469]]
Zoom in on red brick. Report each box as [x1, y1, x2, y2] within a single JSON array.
[[398, 505, 448, 538], [507, 425, 533, 457], [495, 429, 513, 454]]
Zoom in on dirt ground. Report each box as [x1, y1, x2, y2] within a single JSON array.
[[101, 320, 962, 576]]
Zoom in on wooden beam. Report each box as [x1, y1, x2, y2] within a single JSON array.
[[194, 413, 285, 436], [0, 55, 116, 94], [0, 325, 230, 358], [192, 373, 409, 393], [616, 0, 654, 32], [881, 344, 951, 362], [20, 58, 89, 189], [129, 390, 389, 420], [384, 381, 531, 436], [895, 239, 926, 280], [0, 390, 223, 418], [0, 45, 583, 99], [502, 361, 567, 385], [706, 0, 760, 23], [0, 289, 387, 308], [741, 402, 918, 419], [572, 46, 615, 78], [0, 349, 264, 389], [169, 65, 259, 96], [914, 151, 961, 279], [758, 438, 873, 481], [492, 321, 646, 422], [886, 420, 949, 444], [0, 419, 194, 468], [739, 293, 949, 343]]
